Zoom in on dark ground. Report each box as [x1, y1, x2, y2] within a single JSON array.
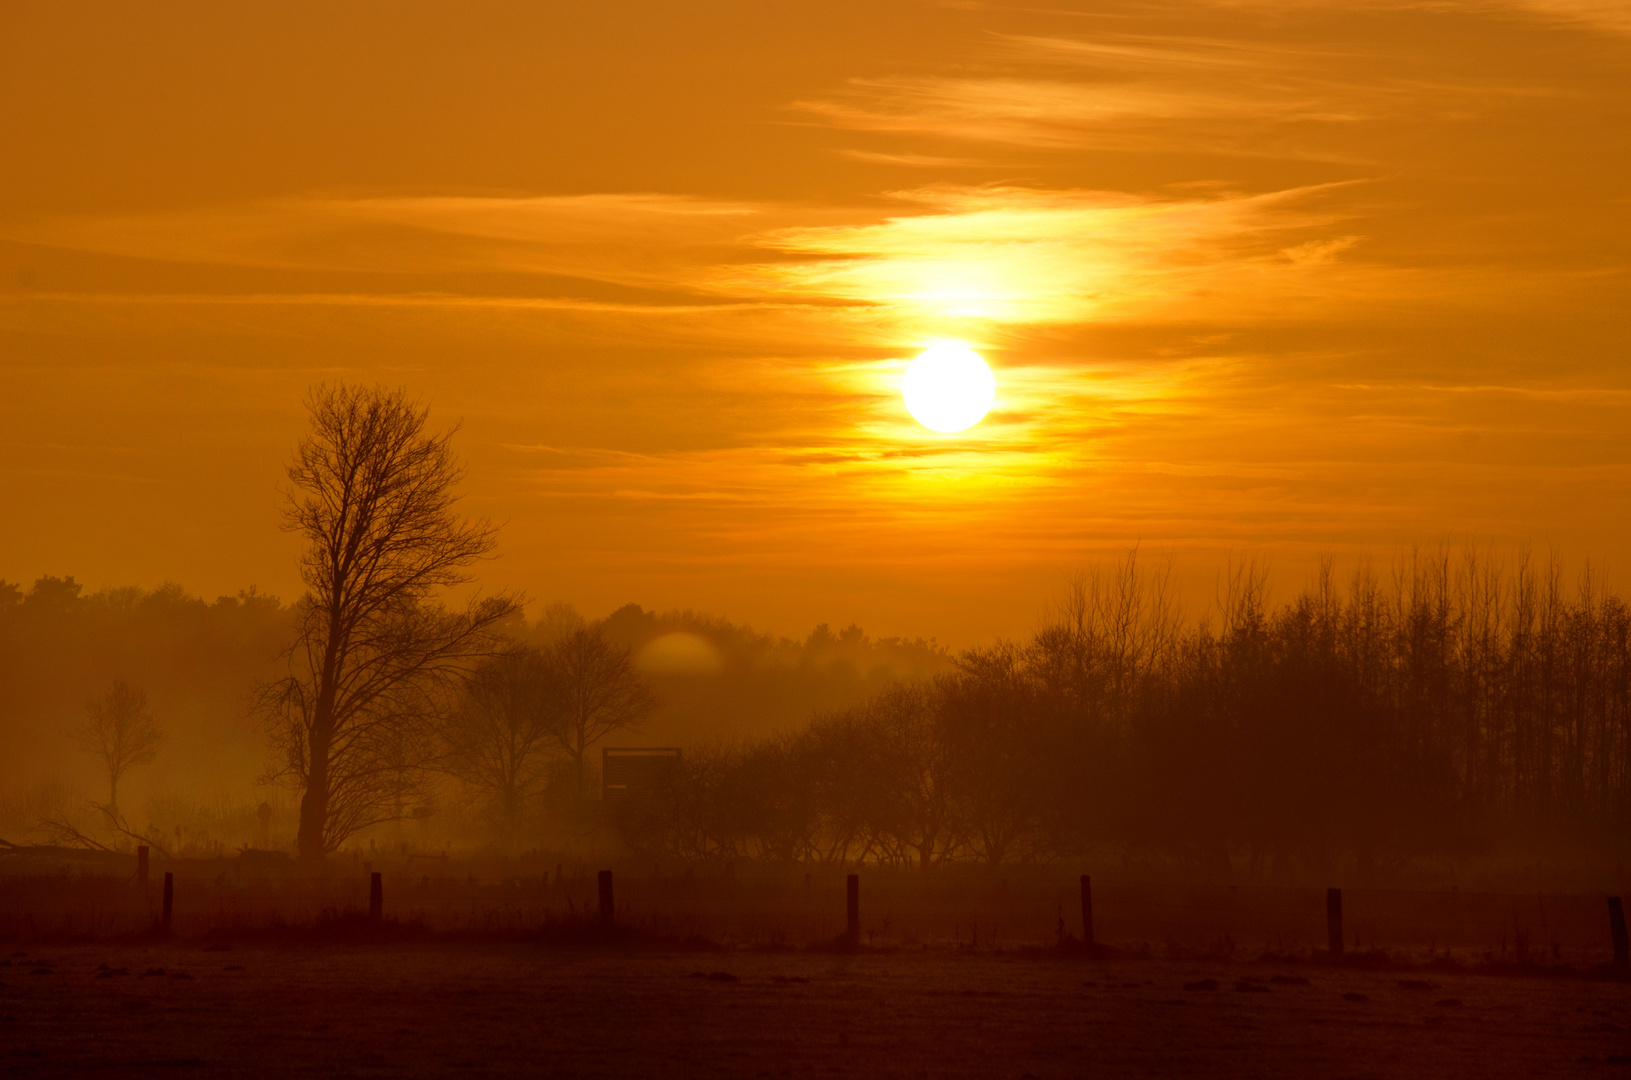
[[4, 942, 1631, 1078]]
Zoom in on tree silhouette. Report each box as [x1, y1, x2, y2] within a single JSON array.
[[77, 679, 163, 819], [543, 626, 656, 795], [261, 383, 518, 863], [443, 649, 558, 835]]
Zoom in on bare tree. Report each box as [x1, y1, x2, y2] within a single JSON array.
[[865, 682, 956, 868], [76, 679, 162, 819], [262, 384, 518, 863], [544, 627, 657, 794], [443, 649, 558, 833]]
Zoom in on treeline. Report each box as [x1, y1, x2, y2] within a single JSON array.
[[0, 576, 291, 803], [0, 575, 945, 841], [613, 551, 1631, 877], [336, 605, 949, 846], [14, 545, 1631, 877]]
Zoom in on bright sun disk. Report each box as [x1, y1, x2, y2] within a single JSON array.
[[902, 344, 995, 433]]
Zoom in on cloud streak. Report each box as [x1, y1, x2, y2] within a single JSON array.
[[723, 183, 1383, 326], [8, 181, 1401, 334], [4, 194, 770, 291], [794, 27, 1540, 160]]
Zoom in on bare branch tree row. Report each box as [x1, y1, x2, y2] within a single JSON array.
[[614, 549, 1631, 875]]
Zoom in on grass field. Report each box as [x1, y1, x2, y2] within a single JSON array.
[[3, 855, 1627, 961], [5, 940, 1631, 1078], [8, 856, 1631, 1076]]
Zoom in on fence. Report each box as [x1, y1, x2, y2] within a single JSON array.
[[3, 857, 1629, 971]]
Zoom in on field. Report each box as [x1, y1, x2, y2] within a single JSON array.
[[5, 940, 1631, 1077], [5, 857, 1631, 1076], [4, 852, 1629, 960]]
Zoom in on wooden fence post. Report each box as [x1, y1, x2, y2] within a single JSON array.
[[1327, 888, 1344, 956], [598, 870, 614, 923], [1080, 875, 1095, 950], [370, 872, 383, 921], [1609, 897, 1628, 971], [161, 872, 173, 933], [846, 873, 860, 947], [136, 846, 149, 889]]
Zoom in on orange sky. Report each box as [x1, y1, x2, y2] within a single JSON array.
[[2, 0, 1628, 642]]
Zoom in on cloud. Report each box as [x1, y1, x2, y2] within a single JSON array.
[[795, 19, 1559, 160], [7, 180, 1403, 333], [1506, 0, 1631, 36], [3, 194, 770, 291], [1243, 0, 1631, 39], [716, 183, 1390, 327]]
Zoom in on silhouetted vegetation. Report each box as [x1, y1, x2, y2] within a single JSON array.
[[442, 627, 655, 836], [259, 383, 519, 862], [13, 539, 1631, 882], [540, 627, 658, 794], [612, 550, 1631, 879], [441, 649, 559, 835], [0, 575, 945, 858], [76, 679, 164, 821], [0, 577, 290, 852]]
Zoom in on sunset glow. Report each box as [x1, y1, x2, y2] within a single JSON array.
[[4, 8, 1631, 1068], [0, 0, 1626, 644]]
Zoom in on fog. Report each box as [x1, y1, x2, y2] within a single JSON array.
[[0, 574, 947, 861], [7, 544, 1631, 892]]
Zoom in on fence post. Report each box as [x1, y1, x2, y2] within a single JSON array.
[[1327, 888, 1344, 956], [161, 872, 174, 933], [846, 873, 860, 947], [137, 846, 149, 889], [370, 872, 383, 921], [598, 870, 614, 924], [1609, 897, 1629, 971], [1080, 875, 1095, 950]]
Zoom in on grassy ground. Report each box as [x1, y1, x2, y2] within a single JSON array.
[[4, 864, 1625, 967], [4, 941, 1631, 1078]]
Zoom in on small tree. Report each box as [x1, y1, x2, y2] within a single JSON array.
[[262, 383, 519, 863], [544, 627, 657, 795], [443, 649, 558, 834], [867, 682, 956, 868], [939, 644, 1040, 865], [78, 679, 163, 819]]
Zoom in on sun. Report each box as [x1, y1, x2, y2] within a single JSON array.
[[902, 344, 995, 433]]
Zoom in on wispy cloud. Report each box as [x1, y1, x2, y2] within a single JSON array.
[[1247, 0, 1631, 39], [794, 28, 1526, 158], [718, 183, 1388, 326], [4, 194, 769, 290], [8, 181, 1403, 333], [1506, 0, 1631, 36]]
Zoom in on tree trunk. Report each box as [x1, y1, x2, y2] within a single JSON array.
[[298, 723, 332, 865], [298, 615, 344, 866]]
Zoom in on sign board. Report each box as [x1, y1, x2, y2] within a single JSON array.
[[602, 747, 682, 801]]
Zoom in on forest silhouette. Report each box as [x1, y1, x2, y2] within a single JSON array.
[[6, 543, 1631, 884], [609, 549, 1631, 881], [4, 387, 1630, 886]]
